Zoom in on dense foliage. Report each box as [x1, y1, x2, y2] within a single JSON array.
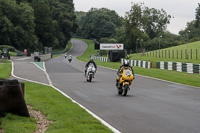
[[116, 3, 172, 52], [75, 3, 200, 53], [75, 8, 122, 39], [179, 3, 200, 42], [0, 0, 77, 52]]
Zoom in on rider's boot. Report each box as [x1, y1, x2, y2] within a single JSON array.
[[116, 79, 119, 87]]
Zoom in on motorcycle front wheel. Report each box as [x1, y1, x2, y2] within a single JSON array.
[[122, 84, 129, 96], [89, 74, 92, 82]]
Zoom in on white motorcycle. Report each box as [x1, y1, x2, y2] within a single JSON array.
[[86, 64, 96, 82], [68, 56, 72, 63]]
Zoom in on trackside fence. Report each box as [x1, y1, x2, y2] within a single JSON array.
[[91, 55, 108, 62], [156, 62, 200, 74], [121, 58, 152, 69]]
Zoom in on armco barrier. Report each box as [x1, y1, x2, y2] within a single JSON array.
[[156, 61, 200, 74], [121, 58, 152, 69]]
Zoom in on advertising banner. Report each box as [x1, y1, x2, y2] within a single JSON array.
[[100, 43, 124, 50]]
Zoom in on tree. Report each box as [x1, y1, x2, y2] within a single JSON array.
[[0, 0, 39, 51], [119, 2, 171, 51], [31, 0, 55, 48], [195, 3, 200, 28], [47, 0, 78, 48], [78, 8, 122, 39], [179, 3, 200, 42]]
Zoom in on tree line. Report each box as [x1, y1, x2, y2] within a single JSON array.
[[75, 2, 200, 53], [0, 0, 77, 52], [1, 1, 199, 53]]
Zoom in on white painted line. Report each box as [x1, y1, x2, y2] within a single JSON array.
[[11, 50, 121, 132], [52, 42, 121, 133], [31, 62, 52, 86], [43, 62, 52, 86], [14, 57, 32, 61], [49, 84, 121, 133], [31, 62, 44, 71], [11, 61, 49, 86]]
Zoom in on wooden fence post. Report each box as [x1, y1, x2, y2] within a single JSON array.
[[185, 49, 187, 59], [177, 50, 178, 59], [196, 49, 198, 60], [181, 50, 182, 59]]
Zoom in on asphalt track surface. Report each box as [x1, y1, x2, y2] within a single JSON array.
[[12, 39, 200, 133]]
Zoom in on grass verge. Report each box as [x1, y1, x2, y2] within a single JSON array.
[[76, 38, 200, 87], [0, 82, 113, 133], [0, 61, 12, 79], [0, 114, 36, 133], [129, 41, 200, 65], [25, 82, 112, 133], [0, 62, 112, 132]]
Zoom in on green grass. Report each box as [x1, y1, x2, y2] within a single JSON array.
[[0, 113, 36, 133], [52, 41, 72, 58], [0, 61, 12, 79], [1, 38, 200, 133], [75, 38, 200, 87], [75, 38, 99, 61], [0, 82, 113, 133], [25, 82, 112, 133], [0, 62, 113, 133], [10, 51, 17, 56], [133, 41, 200, 65]]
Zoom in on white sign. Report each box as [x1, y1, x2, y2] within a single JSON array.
[[100, 43, 124, 50]]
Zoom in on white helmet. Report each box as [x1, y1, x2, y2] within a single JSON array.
[[123, 60, 129, 67]]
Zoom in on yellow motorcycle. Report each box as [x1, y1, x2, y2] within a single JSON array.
[[117, 69, 134, 96]]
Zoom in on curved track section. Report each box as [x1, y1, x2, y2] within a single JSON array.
[[46, 39, 200, 133]]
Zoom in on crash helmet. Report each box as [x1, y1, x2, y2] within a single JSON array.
[[70, 55, 72, 57], [90, 58, 94, 62], [123, 60, 129, 67]]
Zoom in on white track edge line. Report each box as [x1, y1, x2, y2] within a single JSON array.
[[11, 61, 49, 86], [49, 84, 121, 133], [31, 62, 45, 72], [11, 60, 121, 133], [14, 57, 32, 61]]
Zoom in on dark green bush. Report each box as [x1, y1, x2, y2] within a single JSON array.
[[0, 45, 15, 52]]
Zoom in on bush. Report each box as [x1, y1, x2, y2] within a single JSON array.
[[99, 50, 108, 56], [190, 37, 200, 42], [100, 38, 109, 43], [0, 45, 15, 52]]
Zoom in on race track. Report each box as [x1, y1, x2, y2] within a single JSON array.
[[45, 39, 200, 133]]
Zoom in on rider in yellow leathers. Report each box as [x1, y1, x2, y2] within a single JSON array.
[[116, 60, 135, 87]]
